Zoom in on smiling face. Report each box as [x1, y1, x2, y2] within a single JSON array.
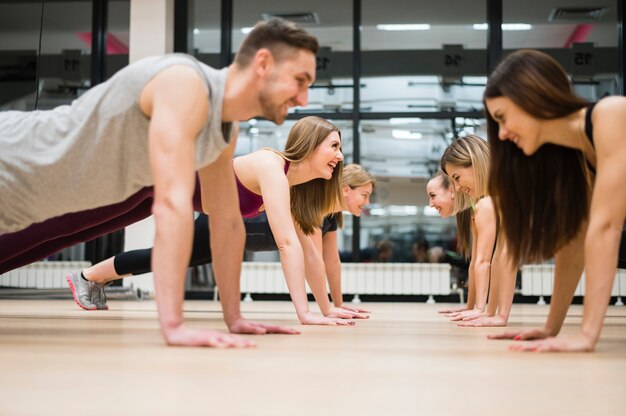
[[444, 164, 476, 198], [258, 49, 316, 124], [343, 182, 373, 217], [485, 96, 543, 156], [426, 177, 454, 218], [308, 131, 344, 180]]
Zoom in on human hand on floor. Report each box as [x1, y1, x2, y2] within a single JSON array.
[[229, 317, 301, 335]]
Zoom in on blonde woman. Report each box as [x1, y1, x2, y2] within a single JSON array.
[[439, 135, 519, 326], [297, 164, 375, 316], [440, 135, 497, 322]]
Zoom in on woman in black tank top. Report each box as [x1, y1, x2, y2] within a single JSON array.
[[483, 49, 626, 352]]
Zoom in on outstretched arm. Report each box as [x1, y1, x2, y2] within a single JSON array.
[[257, 154, 353, 326], [199, 136, 299, 337], [488, 222, 586, 345], [143, 65, 251, 347], [322, 230, 370, 314], [459, 236, 516, 327], [449, 200, 496, 321], [471, 199, 497, 311], [296, 227, 367, 319], [575, 106, 626, 351]]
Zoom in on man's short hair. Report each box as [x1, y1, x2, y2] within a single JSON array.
[[234, 18, 319, 67]]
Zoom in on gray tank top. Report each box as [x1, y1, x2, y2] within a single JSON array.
[[0, 54, 234, 234]]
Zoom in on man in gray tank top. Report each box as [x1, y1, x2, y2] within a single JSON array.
[[0, 19, 318, 348]]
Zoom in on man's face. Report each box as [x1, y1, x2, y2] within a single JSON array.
[[258, 49, 316, 124]]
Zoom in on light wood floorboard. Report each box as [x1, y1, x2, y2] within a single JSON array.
[[0, 299, 625, 416]]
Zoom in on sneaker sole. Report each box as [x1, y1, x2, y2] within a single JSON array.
[[66, 275, 97, 311]]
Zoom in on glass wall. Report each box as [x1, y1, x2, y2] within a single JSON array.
[[0, 0, 130, 264], [504, 0, 620, 101], [0, 0, 130, 112], [356, 0, 487, 262], [191, 0, 221, 54]]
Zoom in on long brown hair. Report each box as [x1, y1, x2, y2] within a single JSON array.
[[440, 135, 490, 258], [484, 49, 591, 265], [282, 116, 343, 235]]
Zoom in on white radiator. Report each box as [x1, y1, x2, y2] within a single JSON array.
[[0, 261, 92, 289], [521, 265, 626, 305], [240, 262, 451, 300]]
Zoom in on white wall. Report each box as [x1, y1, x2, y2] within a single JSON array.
[[123, 0, 174, 294]]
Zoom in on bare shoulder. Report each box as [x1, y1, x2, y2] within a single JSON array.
[[140, 64, 208, 117], [594, 95, 626, 111], [474, 197, 495, 224], [593, 97, 626, 157], [233, 149, 285, 186], [475, 196, 494, 213], [247, 149, 286, 170], [593, 97, 626, 132]]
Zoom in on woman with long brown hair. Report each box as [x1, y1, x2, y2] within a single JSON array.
[[484, 49, 626, 352]]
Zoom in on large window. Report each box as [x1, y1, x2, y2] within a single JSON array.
[[504, 0, 620, 101], [0, 0, 130, 112], [0, 0, 130, 264]]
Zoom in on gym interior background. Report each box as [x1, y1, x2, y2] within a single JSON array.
[[0, 0, 623, 299]]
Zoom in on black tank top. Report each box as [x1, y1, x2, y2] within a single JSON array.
[[584, 102, 597, 175]]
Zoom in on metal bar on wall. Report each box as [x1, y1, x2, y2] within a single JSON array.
[[174, 0, 190, 53], [486, 0, 503, 75], [91, 0, 108, 86], [220, 0, 233, 68], [351, 0, 362, 262], [619, 0, 625, 96]]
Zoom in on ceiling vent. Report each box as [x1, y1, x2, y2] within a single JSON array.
[[549, 7, 609, 21], [262, 12, 320, 25]]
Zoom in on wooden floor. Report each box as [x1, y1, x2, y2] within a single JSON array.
[[0, 299, 625, 416]]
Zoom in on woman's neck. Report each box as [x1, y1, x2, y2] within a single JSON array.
[[539, 108, 588, 150], [285, 159, 317, 186]]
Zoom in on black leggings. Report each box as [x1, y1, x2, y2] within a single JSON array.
[[113, 213, 277, 276]]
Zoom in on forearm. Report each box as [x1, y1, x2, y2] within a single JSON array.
[[485, 265, 499, 316], [494, 260, 517, 321], [490, 250, 517, 322], [580, 225, 621, 344], [466, 264, 476, 309], [473, 260, 491, 310], [210, 216, 245, 327], [278, 243, 311, 320], [303, 254, 332, 315], [326, 260, 344, 306], [544, 233, 586, 335], [151, 203, 194, 332]]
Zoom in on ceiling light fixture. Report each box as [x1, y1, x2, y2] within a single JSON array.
[[377, 24, 431, 31], [473, 23, 532, 30]]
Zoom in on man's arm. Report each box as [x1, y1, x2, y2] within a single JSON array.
[[143, 65, 252, 347], [198, 129, 245, 328]]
